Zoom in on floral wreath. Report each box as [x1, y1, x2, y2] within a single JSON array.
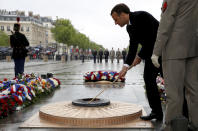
[[84, 71, 125, 82]]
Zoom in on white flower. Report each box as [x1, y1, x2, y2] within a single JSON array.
[[10, 80, 17, 84], [101, 76, 106, 80], [115, 75, 119, 79], [18, 95, 23, 102], [91, 74, 95, 80], [50, 78, 58, 87], [26, 94, 32, 100], [93, 72, 98, 76], [109, 75, 113, 80], [12, 85, 16, 92], [38, 86, 44, 92], [31, 90, 35, 97], [1, 89, 10, 95], [16, 106, 23, 111], [85, 72, 90, 76]]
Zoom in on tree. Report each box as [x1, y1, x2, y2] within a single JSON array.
[[51, 19, 75, 46], [0, 31, 9, 46], [51, 19, 104, 50]]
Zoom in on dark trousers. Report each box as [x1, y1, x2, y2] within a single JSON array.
[[14, 58, 25, 77], [105, 56, 108, 63], [117, 58, 120, 63], [93, 56, 96, 63], [123, 56, 126, 63], [183, 88, 188, 119], [70, 55, 73, 61], [144, 58, 163, 115], [82, 55, 84, 63], [99, 56, 102, 63], [97, 56, 99, 63]]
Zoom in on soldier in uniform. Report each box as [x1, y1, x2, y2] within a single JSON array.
[[152, 0, 198, 130], [111, 3, 163, 121], [104, 48, 109, 63], [116, 48, 121, 63], [10, 22, 29, 77], [110, 47, 115, 63]]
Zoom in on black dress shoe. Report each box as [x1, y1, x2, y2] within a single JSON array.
[[140, 113, 163, 121]]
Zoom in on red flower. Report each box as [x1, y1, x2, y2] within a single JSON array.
[[3, 78, 8, 81], [162, 2, 167, 12]]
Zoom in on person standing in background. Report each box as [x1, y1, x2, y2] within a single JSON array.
[[116, 48, 121, 63], [110, 47, 115, 63], [104, 48, 109, 63], [10, 20, 29, 77], [92, 49, 97, 63], [81, 49, 85, 63], [98, 48, 103, 63], [122, 48, 127, 63]]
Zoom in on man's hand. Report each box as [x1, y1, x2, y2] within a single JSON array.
[[151, 54, 160, 68], [132, 56, 141, 66], [119, 66, 128, 78]]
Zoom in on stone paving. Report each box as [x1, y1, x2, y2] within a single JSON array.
[[0, 59, 164, 131]]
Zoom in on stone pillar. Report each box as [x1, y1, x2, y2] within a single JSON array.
[[43, 55, 48, 62], [61, 55, 65, 62], [6, 56, 11, 62]]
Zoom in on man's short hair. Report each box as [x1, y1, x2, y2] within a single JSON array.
[[111, 3, 130, 15], [14, 23, 20, 31]]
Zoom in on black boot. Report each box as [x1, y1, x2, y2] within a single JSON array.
[[140, 112, 163, 121]]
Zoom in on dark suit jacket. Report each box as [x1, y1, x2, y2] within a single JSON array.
[[92, 50, 97, 56], [122, 50, 127, 56], [125, 11, 159, 65], [104, 50, 109, 56], [99, 50, 103, 56]]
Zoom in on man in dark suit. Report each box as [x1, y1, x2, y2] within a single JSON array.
[[92, 49, 97, 63], [98, 48, 103, 63], [104, 48, 109, 63], [111, 3, 163, 121], [10, 23, 29, 77]]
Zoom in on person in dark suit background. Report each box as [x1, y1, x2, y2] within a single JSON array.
[[81, 49, 85, 63], [98, 48, 103, 63], [104, 48, 109, 63], [10, 23, 29, 77], [122, 48, 127, 63], [92, 49, 97, 63], [111, 3, 163, 121]]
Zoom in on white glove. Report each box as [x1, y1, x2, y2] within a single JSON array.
[[151, 54, 160, 68]]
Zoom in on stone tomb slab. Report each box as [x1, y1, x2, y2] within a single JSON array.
[[20, 101, 153, 129]]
